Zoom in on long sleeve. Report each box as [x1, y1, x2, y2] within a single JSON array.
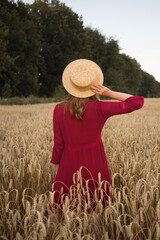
[[98, 96, 144, 122], [50, 105, 65, 165]]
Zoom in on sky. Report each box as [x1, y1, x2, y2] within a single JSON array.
[[19, 0, 160, 83]]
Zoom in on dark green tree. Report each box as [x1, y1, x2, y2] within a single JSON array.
[[30, 0, 87, 97], [139, 71, 160, 97], [117, 54, 142, 95], [0, 19, 15, 97], [83, 27, 122, 91], [0, 0, 41, 97], [0, 0, 159, 98]]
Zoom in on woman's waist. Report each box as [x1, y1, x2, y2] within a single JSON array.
[[64, 137, 102, 151]]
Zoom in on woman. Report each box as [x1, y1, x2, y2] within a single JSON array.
[[48, 59, 144, 218]]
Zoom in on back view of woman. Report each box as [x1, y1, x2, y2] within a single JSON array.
[[48, 59, 144, 219]]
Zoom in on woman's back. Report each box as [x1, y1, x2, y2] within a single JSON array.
[[52, 96, 144, 150]]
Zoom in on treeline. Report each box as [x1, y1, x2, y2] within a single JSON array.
[[0, 0, 160, 98]]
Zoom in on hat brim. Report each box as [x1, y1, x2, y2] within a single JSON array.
[[62, 59, 104, 98]]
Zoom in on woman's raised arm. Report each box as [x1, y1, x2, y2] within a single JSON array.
[[90, 84, 133, 101], [90, 84, 144, 121]]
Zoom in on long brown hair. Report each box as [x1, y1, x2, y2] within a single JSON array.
[[58, 93, 100, 119]]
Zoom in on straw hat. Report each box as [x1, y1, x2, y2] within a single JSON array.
[[62, 59, 104, 98]]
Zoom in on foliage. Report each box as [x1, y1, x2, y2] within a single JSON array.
[[0, 95, 58, 105], [0, 0, 160, 99], [0, 19, 15, 97], [53, 84, 68, 102]]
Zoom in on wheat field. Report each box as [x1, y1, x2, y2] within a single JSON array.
[[0, 98, 160, 240]]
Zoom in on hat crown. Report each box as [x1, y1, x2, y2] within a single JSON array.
[[70, 63, 95, 87], [62, 59, 104, 98]]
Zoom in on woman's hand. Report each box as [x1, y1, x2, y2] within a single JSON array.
[[54, 164, 59, 174], [51, 163, 59, 175], [90, 84, 112, 97]]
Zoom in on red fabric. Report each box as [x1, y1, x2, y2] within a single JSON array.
[[49, 96, 144, 214]]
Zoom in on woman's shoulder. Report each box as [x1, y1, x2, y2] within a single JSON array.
[[53, 103, 61, 113], [54, 99, 102, 111], [54, 101, 66, 109], [93, 99, 108, 105]]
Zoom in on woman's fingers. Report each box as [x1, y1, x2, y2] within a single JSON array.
[[90, 84, 105, 95], [90, 84, 112, 97], [90, 85, 100, 91], [90, 84, 108, 96], [91, 84, 101, 87], [90, 84, 103, 90]]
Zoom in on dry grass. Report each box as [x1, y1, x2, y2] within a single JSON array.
[[0, 98, 160, 240]]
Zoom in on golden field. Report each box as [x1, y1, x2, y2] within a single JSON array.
[[0, 98, 160, 240]]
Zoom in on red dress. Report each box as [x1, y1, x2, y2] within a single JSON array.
[[49, 96, 144, 215]]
